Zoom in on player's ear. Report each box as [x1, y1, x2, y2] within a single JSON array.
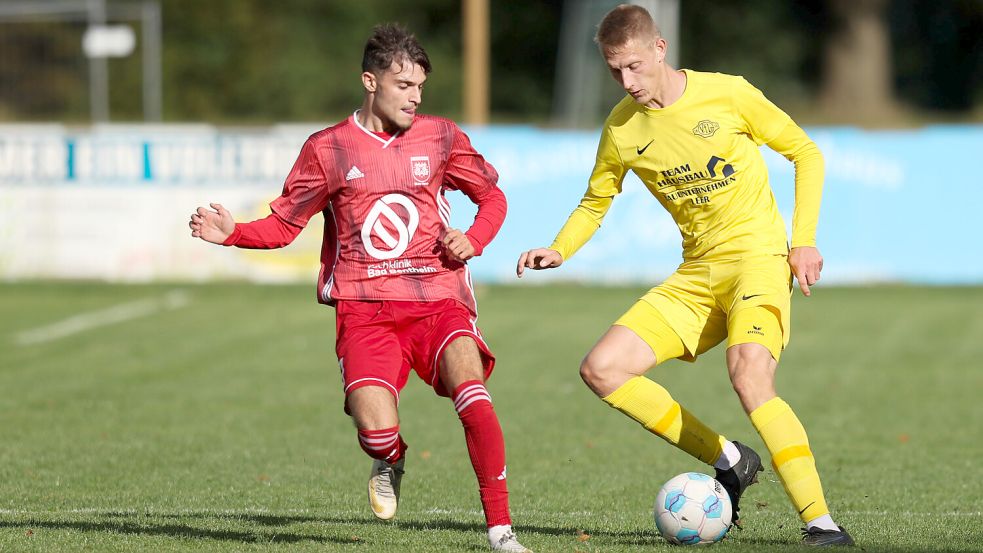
[[362, 71, 377, 93], [655, 37, 668, 63]]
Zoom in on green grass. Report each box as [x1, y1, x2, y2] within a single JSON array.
[[1, 282, 981, 552]]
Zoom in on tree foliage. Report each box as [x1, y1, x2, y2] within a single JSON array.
[[0, 0, 979, 124]]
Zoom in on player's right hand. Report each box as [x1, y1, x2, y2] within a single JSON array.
[[516, 248, 563, 278], [189, 202, 235, 245]]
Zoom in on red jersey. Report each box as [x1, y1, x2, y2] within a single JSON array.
[[265, 112, 504, 314]]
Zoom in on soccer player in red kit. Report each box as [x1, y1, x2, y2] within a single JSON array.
[[188, 24, 531, 553]]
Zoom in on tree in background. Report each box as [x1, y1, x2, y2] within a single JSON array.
[[820, 0, 896, 123], [0, 20, 89, 121], [0, 0, 980, 125], [891, 0, 983, 114]]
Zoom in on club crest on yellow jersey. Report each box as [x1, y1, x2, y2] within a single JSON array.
[[692, 120, 720, 138]]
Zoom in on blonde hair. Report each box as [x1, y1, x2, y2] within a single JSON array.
[[594, 4, 661, 49]]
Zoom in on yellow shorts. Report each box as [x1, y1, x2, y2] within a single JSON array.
[[615, 254, 792, 363]]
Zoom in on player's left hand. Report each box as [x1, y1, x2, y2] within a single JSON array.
[[189, 203, 235, 244], [441, 228, 475, 263], [789, 246, 823, 297]]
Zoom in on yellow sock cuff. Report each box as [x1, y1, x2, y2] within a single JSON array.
[[749, 396, 791, 430], [602, 376, 674, 430], [602, 377, 723, 465], [601, 376, 647, 408]]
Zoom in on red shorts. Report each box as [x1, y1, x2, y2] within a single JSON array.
[[334, 299, 495, 410]]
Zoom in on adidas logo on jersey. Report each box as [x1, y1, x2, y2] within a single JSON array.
[[345, 165, 365, 181]]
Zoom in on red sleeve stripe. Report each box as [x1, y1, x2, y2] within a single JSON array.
[[320, 203, 341, 303]]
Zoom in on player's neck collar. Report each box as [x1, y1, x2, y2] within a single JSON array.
[[352, 110, 400, 148], [642, 69, 692, 115]]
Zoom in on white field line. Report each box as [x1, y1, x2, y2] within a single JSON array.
[[12, 290, 190, 346], [0, 507, 980, 518]]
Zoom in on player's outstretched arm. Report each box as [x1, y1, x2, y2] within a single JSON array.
[[788, 246, 823, 297], [516, 248, 563, 278], [189, 203, 235, 245]]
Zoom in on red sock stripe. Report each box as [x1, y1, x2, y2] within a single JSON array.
[[453, 381, 492, 413], [359, 433, 398, 451], [452, 380, 510, 527], [357, 427, 405, 463]]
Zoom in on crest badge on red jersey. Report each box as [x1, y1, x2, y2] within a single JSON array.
[[410, 156, 431, 185]]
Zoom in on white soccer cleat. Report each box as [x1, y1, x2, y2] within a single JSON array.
[[488, 525, 533, 552], [367, 457, 404, 520]]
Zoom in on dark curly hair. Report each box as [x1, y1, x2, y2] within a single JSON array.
[[362, 23, 432, 75]]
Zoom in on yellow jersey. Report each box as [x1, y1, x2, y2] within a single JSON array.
[[551, 69, 823, 261]]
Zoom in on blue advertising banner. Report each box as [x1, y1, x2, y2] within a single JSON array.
[[1, 124, 979, 284], [460, 125, 983, 285]]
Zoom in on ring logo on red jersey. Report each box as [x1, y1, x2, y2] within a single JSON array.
[[361, 193, 420, 260], [411, 156, 431, 185]]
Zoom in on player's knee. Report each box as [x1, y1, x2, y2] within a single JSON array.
[[729, 370, 759, 400], [348, 386, 399, 429], [579, 349, 623, 397]]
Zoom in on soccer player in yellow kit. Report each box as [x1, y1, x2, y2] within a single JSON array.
[[517, 5, 853, 547]]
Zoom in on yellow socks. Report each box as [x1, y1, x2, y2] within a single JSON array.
[[750, 397, 830, 523], [602, 376, 724, 465], [604, 381, 834, 525]]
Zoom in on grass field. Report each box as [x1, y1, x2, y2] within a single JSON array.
[[1, 282, 981, 552]]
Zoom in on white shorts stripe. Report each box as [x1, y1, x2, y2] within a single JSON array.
[[344, 378, 400, 404], [431, 330, 489, 375]]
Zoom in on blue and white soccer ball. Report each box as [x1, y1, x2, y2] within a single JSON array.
[[654, 472, 733, 546]]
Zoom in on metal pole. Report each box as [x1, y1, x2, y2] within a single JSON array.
[[142, 1, 162, 121], [87, 0, 109, 122], [462, 0, 489, 125], [635, 0, 679, 67]]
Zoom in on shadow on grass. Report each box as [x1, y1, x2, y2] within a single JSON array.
[[3, 511, 962, 552], [2, 509, 655, 546], [201, 511, 654, 542], [0, 517, 352, 545]]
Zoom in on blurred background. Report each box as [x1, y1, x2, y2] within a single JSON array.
[[2, 5, 982, 551], [1, 0, 982, 285]]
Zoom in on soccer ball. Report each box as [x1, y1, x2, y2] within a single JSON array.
[[654, 472, 732, 545]]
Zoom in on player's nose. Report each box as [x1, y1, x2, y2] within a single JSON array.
[[621, 71, 637, 91]]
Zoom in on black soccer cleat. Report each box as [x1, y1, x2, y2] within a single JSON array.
[[714, 440, 764, 523], [801, 525, 855, 546]]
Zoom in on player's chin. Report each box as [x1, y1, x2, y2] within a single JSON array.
[[396, 110, 416, 130]]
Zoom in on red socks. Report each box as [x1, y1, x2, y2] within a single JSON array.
[[354, 382, 511, 528], [452, 380, 511, 527], [357, 426, 406, 464]]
